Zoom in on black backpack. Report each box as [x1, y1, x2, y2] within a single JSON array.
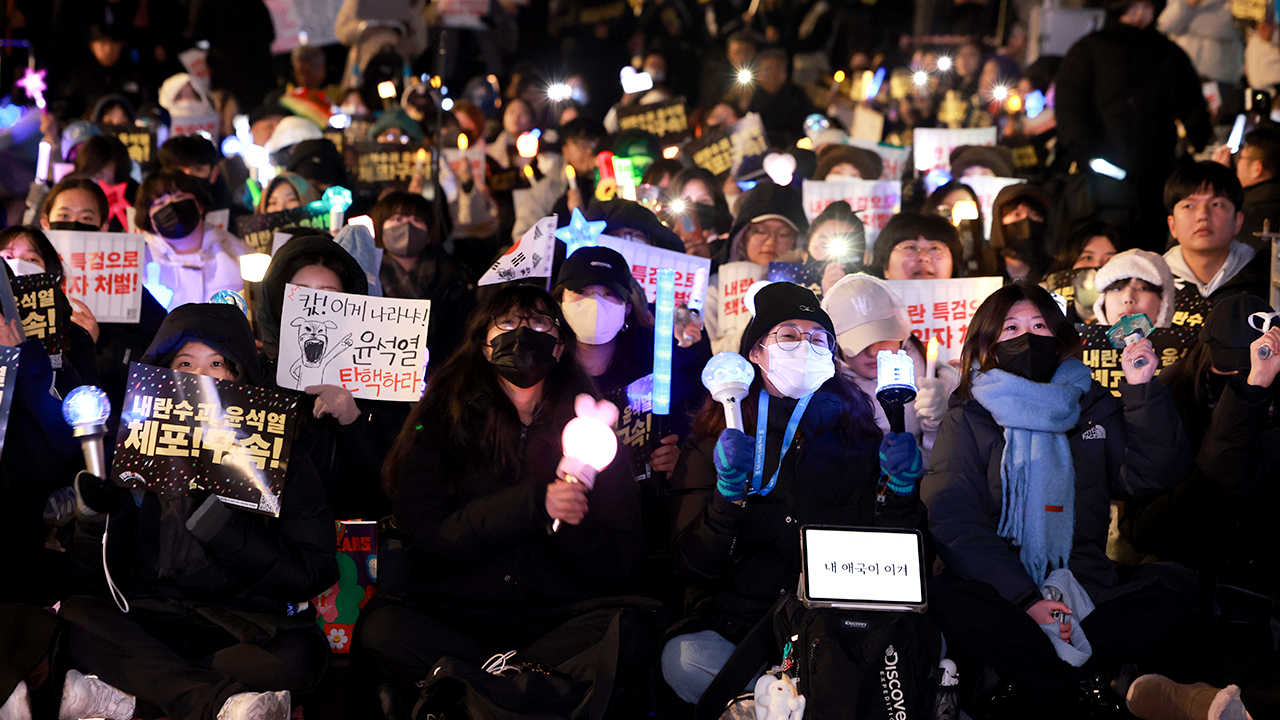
[[696, 596, 944, 720]]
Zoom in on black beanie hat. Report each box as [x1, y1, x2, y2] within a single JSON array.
[[727, 181, 810, 244], [1199, 293, 1272, 372], [739, 282, 836, 355]]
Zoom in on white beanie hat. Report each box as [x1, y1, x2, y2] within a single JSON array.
[[158, 73, 211, 112], [820, 273, 911, 356], [263, 116, 324, 155], [1092, 249, 1176, 327]]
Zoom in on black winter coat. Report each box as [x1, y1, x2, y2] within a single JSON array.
[[669, 390, 918, 642], [392, 388, 645, 614], [1241, 179, 1280, 252], [922, 379, 1192, 611]]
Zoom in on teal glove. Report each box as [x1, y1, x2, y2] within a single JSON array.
[[879, 432, 923, 497]]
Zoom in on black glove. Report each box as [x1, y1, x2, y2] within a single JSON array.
[[74, 470, 122, 517]]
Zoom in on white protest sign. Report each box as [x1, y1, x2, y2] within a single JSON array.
[[593, 236, 712, 307], [884, 277, 1003, 363], [205, 208, 230, 234], [443, 147, 488, 189], [801, 179, 902, 252], [716, 261, 768, 351], [277, 284, 431, 401], [265, 0, 342, 53], [440, 0, 488, 28], [845, 139, 912, 181], [479, 215, 556, 285], [851, 105, 885, 143], [170, 110, 221, 139], [177, 48, 212, 97], [962, 175, 1026, 239], [912, 127, 997, 172], [44, 230, 145, 323]]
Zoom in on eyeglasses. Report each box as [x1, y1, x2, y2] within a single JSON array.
[[747, 224, 798, 245], [766, 324, 835, 355], [892, 243, 949, 260], [493, 313, 559, 333]]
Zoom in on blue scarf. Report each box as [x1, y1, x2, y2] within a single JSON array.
[[970, 358, 1094, 585]]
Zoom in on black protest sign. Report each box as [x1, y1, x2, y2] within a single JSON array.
[[1170, 284, 1213, 329], [13, 273, 71, 357], [609, 375, 654, 482], [349, 142, 426, 191], [768, 261, 825, 299], [0, 346, 19, 464], [688, 126, 733, 179], [1077, 323, 1199, 396], [111, 363, 301, 516], [616, 98, 690, 144], [235, 206, 330, 254], [324, 129, 345, 154], [103, 124, 157, 165]]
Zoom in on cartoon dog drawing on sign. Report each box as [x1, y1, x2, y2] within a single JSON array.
[[288, 318, 353, 388]]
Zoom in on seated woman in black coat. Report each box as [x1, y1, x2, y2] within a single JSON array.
[[921, 283, 1198, 713], [59, 303, 338, 720], [356, 284, 649, 716]]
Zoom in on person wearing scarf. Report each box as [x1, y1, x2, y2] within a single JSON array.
[[922, 283, 1200, 715]]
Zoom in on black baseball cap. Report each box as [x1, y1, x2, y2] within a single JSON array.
[[1199, 293, 1271, 372], [554, 246, 633, 300]]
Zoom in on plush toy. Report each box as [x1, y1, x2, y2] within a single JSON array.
[[754, 674, 806, 720]]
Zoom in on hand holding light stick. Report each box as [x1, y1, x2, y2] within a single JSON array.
[[62, 386, 111, 478], [701, 352, 754, 432], [876, 349, 917, 435], [553, 395, 619, 532], [565, 164, 577, 191]]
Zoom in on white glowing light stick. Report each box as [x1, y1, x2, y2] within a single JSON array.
[[62, 386, 111, 477], [653, 269, 675, 416], [701, 352, 754, 431]]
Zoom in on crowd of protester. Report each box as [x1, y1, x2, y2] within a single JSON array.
[[3, 0, 1280, 718]]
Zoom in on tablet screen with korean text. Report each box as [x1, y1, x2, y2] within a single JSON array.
[[801, 526, 926, 606]]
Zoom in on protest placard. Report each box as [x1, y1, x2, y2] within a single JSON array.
[[170, 110, 221, 139], [205, 208, 230, 234], [13, 272, 71, 357], [729, 114, 769, 173], [767, 261, 825, 298], [104, 125, 156, 165], [1170, 285, 1213, 329], [687, 126, 733, 178], [717, 261, 768, 345], [44, 230, 145, 323], [0, 347, 20, 464], [912, 127, 998, 173], [177, 48, 213, 97], [265, 0, 342, 53], [594, 235, 711, 307], [479, 216, 556, 285], [350, 142, 425, 191], [844, 139, 913, 181], [616, 98, 690, 145], [884, 277, 1004, 363], [440, 0, 488, 28], [277, 284, 431, 401], [111, 363, 301, 516], [612, 374, 654, 481], [235, 206, 330, 254], [1078, 323, 1198, 396], [442, 146, 489, 190], [314, 520, 378, 653], [961, 175, 1026, 239], [801, 178, 902, 250]]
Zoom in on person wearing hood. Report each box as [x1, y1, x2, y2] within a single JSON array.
[[255, 173, 320, 215], [705, 182, 809, 354], [812, 144, 884, 181], [59, 303, 337, 720], [133, 169, 250, 311], [255, 234, 403, 519], [922, 283, 1197, 712], [262, 116, 324, 167], [1091, 249, 1176, 328], [662, 282, 922, 705], [158, 72, 217, 125], [370, 191, 475, 369], [367, 108, 425, 145], [91, 94, 138, 128], [583, 198, 685, 254], [990, 183, 1053, 284]]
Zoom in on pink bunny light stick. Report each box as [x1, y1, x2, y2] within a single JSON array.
[[552, 394, 619, 532]]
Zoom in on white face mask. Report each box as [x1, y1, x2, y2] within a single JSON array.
[[4, 257, 45, 276], [762, 341, 835, 399], [561, 296, 627, 345]]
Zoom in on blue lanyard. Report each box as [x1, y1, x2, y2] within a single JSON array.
[[752, 388, 812, 497]]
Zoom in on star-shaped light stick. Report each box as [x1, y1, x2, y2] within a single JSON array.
[[17, 67, 47, 110], [553, 207, 607, 255]]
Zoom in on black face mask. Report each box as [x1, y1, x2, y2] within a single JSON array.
[[1205, 371, 1233, 401], [1000, 218, 1047, 255], [993, 332, 1061, 384], [488, 327, 560, 389], [151, 199, 203, 240], [47, 220, 100, 233]]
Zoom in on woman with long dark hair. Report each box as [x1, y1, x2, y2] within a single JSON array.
[[922, 283, 1198, 713], [357, 285, 649, 716]]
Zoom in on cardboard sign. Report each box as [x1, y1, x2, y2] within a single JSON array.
[[1078, 323, 1198, 396], [616, 98, 690, 144], [844, 139, 912, 182], [170, 110, 221, 139], [13, 273, 71, 356], [479, 216, 556, 285], [961, 176, 1026, 240], [688, 126, 734, 178], [717, 261, 768, 347], [177, 48, 213, 97], [104, 125, 156, 165], [801, 179, 902, 250], [314, 520, 378, 653], [350, 142, 425, 190], [0, 347, 19, 464], [277, 284, 431, 402], [234, 206, 330, 254], [912, 127, 998, 172], [883, 277, 1004, 363], [111, 363, 301, 516], [45, 230, 145, 323], [851, 106, 885, 143], [594, 235, 711, 307]]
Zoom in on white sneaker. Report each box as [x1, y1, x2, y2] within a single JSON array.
[[216, 690, 290, 720], [59, 669, 136, 720], [1, 681, 32, 720]]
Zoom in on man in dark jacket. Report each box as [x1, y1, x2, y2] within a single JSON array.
[[59, 304, 338, 720], [744, 47, 820, 149], [1055, 0, 1211, 252], [1219, 126, 1280, 251]]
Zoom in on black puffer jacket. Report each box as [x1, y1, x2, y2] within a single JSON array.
[[669, 388, 917, 642], [392, 385, 645, 612], [922, 378, 1192, 611]]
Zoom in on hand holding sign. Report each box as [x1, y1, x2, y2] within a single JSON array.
[[306, 384, 362, 425]]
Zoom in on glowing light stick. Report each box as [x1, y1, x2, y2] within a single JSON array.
[[875, 349, 917, 434], [553, 394, 619, 531], [457, 134, 469, 151], [1107, 314, 1153, 369], [36, 141, 51, 183], [612, 156, 637, 200], [517, 130, 540, 159], [17, 67, 47, 110], [653, 269, 675, 416], [1090, 158, 1127, 181], [554, 207, 607, 255], [950, 200, 979, 225], [62, 386, 111, 477], [662, 146, 679, 159], [595, 151, 618, 202], [239, 253, 271, 283], [210, 290, 249, 317], [701, 352, 754, 431], [926, 337, 939, 379], [864, 67, 886, 101], [306, 186, 353, 231], [377, 81, 397, 100], [565, 164, 577, 191], [828, 71, 845, 96], [414, 148, 428, 178]]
